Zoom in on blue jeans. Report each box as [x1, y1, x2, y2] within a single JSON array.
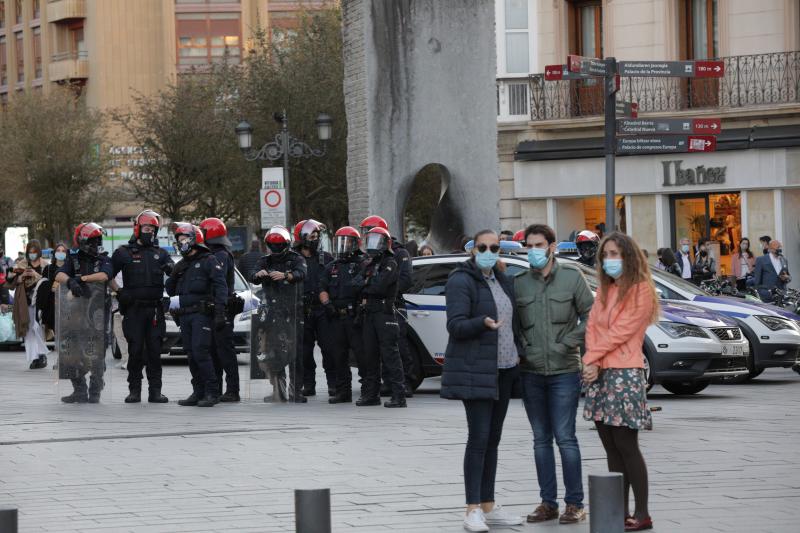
[[461, 366, 518, 505], [520, 371, 584, 508]]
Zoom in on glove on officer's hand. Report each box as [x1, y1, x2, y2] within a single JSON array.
[[67, 278, 84, 298], [323, 302, 337, 320], [214, 309, 227, 331]]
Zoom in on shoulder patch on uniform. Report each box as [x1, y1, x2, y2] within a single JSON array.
[[215, 265, 222, 270], [402, 257, 409, 261], [195, 263, 201, 268]]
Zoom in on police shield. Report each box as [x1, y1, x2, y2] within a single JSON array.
[[57, 283, 111, 402], [249, 281, 301, 402]]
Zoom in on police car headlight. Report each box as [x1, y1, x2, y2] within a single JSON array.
[[755, 315, 795, 331], [238, 310, 253, 322], [657, 321, 708, 339]]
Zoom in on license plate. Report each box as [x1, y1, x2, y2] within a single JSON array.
[[722, 344, 744, 356]]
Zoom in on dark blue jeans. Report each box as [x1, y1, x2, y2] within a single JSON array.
[[520, 371, 584, 508], [462, 366, 519, 505]]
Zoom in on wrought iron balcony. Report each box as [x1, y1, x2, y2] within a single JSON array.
[[497, 51, 800, 123]]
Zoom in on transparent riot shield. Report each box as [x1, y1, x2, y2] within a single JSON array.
[[249, 281, 301, 403], [56, 283, 111, 403]]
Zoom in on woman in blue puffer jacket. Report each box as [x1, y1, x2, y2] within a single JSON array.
[[441, 229, 523, 532]]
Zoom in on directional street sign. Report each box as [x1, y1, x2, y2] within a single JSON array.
[[616, 135, 717, 154], [544, 64, 592, 81], [615, 101, 638, 118], [616, 118, 721, 135], [618, 60, 724, 78], [567, 54, 608, 76]]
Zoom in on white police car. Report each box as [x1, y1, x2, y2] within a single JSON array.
[[403, 253, 749, 395]]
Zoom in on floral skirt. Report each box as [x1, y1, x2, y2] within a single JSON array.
[[583, 368, 652, 430]]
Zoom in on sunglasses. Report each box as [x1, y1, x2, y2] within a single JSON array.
[[475, 244, 500, 253]]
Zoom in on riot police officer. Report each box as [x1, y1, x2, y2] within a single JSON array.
[[251, 226, 307, 403], [575, 229, 600, 268], [359, 215, 414, 397], [295, 219, 335, 397], [56, 222, 113, 403], [166, 223, 228, 408], [359, 227, 406, 408], [199, 217, 242, 403], [319, 226, 367, 404], [111, 210, 174, 404]]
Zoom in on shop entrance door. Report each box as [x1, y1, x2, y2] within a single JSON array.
[[670, 192, 742, 277]]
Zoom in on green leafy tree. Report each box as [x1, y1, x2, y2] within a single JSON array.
[[0, 89, 111, 245], [238, 6, 348, 229]]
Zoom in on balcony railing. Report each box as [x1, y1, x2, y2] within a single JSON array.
[[51, 50, 88, 61], [497, 51, 800, 122]]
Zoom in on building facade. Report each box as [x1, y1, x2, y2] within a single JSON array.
[[496, 0, 800, 286]]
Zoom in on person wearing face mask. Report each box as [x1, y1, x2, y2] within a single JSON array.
[[294, 219, 336, 398], [358, 227, 406, 408], [731, 238, 756, 291], [514, 224, 594, 525], [111, 211, 174, 404], [674, 237, 693, 280], [759, 235, 772, 256], [691, 238, 717, 285], [752, 239, 791, 302], [7, 240, 49, 369], [440, 229, 524, 532], [37, 243, 69, 348], [582, 232, 660, 532]]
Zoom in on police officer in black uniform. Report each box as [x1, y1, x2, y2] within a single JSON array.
[[359, 227, 406, 408], [390, 235, 414, 396], [295, 219, 335, 397], [251, 225, 308, 402], [319, 226, 367, 404], [166, 223, 228, 408], [56, 222, 113, 403], [199, 217, 242, 403], [111, 210, 174, 404]]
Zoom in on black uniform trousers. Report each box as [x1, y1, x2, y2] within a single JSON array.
[[381, 305, 414, 388], [211, 319, 239, 394], [329, 309, 363, 395], [302, 307, 336, 391], [361, 308, 404, 398], [123, 305, 165, 392], [180, 312, 219, 397]]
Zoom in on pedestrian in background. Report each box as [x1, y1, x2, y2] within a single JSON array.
[[692, 238, 716, 284], [674, 237, 693, 280], [7, 240, 49, 369], [418, 244, 435, 257], [499, 230, 514, 241], [731, 238, 756, 291], [657, 248, 681, 277], [752, 239, 791, 302], [38, 242, 69, 351], [759, 235, 772, 256], [515, 224, 593, 525], [582, 231, 659, 532], [441, 229, 523, 532]]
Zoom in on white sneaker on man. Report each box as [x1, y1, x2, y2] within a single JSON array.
[[463, 509, 489, 532], [484, 504, 524, 526]]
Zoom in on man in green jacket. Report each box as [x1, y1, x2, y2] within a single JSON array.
[[514, 224, 594, 525]]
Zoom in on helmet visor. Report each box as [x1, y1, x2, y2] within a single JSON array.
[[334, 235, 359, 258], [365, 233, 388, 253]]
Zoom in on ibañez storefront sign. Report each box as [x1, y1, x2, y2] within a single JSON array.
[[661, 160, 726, 187]]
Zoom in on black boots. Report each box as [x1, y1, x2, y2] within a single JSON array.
[[329, 391, 352, 404], [219, 391, 241, 402], [197, 393, 220, 407], [61, 391, 88, 403], [178, 392, 199, 406], [384, 395, 407, 408], [148, 389, 169, 403], [125, 390, 142, 403], [355, 396, 381, 406], [29, 355, 47, 369]]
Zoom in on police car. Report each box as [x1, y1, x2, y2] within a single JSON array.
[[403, 253, 750, 395]]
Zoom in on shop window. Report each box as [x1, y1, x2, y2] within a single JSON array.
[[33, 27, 41, 79], [567, 1, 603, 116], [14, 31, 22, 83], [671, 192, 740, 277], [177, 12, 241, 67], [581, 195, 625, 236], [679, 0, 719, 108], [0, 36, 7, 86]]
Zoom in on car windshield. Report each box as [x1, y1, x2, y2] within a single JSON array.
[[650, 269, 707, 297]]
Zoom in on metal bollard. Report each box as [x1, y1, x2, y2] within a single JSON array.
[[295, 489, 331, 533], [0, 507, 18, 533], [589, 473, 624, 533]]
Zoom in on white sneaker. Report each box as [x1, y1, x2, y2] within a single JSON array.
[[484, 504, 524, 526], [463, 509, 489, 532]]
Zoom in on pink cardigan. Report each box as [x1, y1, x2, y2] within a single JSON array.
[[730, 252, 755, 279]]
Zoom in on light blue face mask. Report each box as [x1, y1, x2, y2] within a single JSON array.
[[527, 247, 549, 269], [475, 251, 499, 270], [55, 252, 67, 262], [27, 253, 38, 261], [681, 244, 690, 253], [603, 258, 624, 279]]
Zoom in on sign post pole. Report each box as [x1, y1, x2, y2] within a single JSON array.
[[604, 57, 618, 233]]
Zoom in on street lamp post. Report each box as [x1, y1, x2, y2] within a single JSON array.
[[236, 111, 332, 225]]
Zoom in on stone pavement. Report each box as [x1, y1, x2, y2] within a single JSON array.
[[0, 350, 798, 533]]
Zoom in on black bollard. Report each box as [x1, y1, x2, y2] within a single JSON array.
[[0, 507, 18, 533], [589, 473, 624, 533], [295, 489, 331, 533]]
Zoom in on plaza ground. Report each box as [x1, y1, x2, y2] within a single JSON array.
[[0, 350, 798, 533]]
